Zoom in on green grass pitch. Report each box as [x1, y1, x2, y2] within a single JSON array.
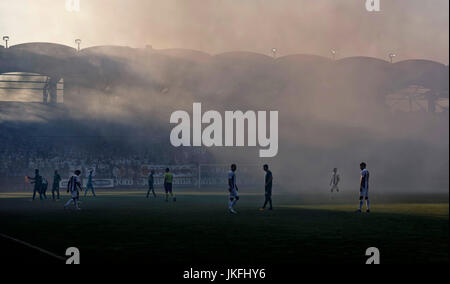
[[0, 190, 448, 264]]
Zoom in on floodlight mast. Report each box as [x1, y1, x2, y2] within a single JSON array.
[[331, 49, 337, 60], [389, 53, 396, 63], [75, 39, 82, 52], [271, 48, 277, 59], [2, 36, 10, 48]]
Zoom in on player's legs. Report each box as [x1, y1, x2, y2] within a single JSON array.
[[261, 193, 272, 210], [365, 195, 370, 212], [358, 196, 364, 211], [38, 187, 43, 200], [331, 184, 339, 193], [74, 191, 80, 209], [231, 195, 239, 207], [262, 197, 268, 209], [267, 188, 272, 209], [91, 185, 96, 197], [64, 198, 73, 208], [261, 188, 269, 210], [52, 184, 60, 199], [358, 188, 368, 212], [229, 198, 238, 214], [32, 188, 37, 200], [85, 184, 95, 197], [151, 188, 156, 197], [228, 189, 238, 213], [167, 184, 175, 201], [42, 187, 48, 199], [74, 197, 80, 209], [268, 195, 273, 210], [84, 185, 89, 197], [164, 184, 169, 201]]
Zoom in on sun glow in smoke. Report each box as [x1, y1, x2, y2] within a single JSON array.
[[0, 0, 448, 63]]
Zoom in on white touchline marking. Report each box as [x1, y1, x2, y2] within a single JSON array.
[[0, 232, 65, 261]]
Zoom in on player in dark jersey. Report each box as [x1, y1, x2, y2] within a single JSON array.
[[260, 164, 273, 210], [146, 169, 156, 198], [28, 169, 43, 200], [84, 169, 96, 197], [52, 170, 62, 200], [228, 164, 239, 214]]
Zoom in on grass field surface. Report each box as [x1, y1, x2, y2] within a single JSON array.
[[0, 190, 448, 264]]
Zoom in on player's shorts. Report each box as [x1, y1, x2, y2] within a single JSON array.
[[86, 183, 94, 189], [164, 183, 173, 193], [360, 187, 369, 198], [71, 190, 79, 198], [229, 188, 238, 199], [330, 184, 339, 192]]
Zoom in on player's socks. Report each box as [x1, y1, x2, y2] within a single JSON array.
[[359, 200, 364, 210], [366, 199, 370, 210]]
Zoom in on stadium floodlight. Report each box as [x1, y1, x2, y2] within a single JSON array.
[[75, 39, 82, 52], [330, 49, 337, 60], [2, 36, 9, 48], [389, 53, 396, 63], [271, 48, 277, 59]]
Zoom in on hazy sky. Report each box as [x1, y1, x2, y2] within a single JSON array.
[[0, 0, 448, 63]]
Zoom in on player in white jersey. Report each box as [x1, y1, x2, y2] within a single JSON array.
[[357, 162, 370, 213], [330, 168, 340, 193], [64, 170, 83, 210], [228, 164, 239, 214]]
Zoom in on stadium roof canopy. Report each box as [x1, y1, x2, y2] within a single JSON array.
[[0, 42, 448, 99]]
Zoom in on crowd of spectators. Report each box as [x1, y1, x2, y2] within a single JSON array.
[[0, 135, 210, 182]]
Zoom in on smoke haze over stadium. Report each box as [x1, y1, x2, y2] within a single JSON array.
[[0, 0, 448, 193], [0, 0, 448, 64]]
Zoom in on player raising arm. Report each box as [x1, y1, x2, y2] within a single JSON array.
[[84, 169, 96, 197], [27, 169, 43, 200]]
